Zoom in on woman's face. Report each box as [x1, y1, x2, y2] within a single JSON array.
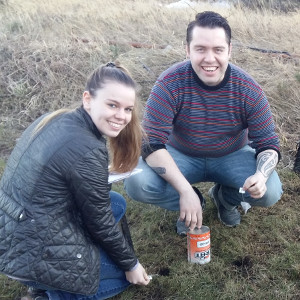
[[83, 81, 136, 137]]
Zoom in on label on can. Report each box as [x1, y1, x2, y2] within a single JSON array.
[[187, 225, 211, 264]]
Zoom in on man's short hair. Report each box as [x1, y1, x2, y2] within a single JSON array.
[[186, 11, 232, 46]]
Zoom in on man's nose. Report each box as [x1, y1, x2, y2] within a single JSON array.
[[204, 50, 215, 62]]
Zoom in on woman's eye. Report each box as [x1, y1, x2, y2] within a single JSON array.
[[126, 108, 133, 112], [108, 103, 117, 108]]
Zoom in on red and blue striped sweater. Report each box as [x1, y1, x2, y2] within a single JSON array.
[[142, 61, 280, 158]]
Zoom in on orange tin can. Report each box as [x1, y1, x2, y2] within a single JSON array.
[[187, 226, 211, 264]]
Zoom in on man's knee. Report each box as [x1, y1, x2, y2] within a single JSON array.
[[124, 174, 144, 201], [260, 171, 283, 207], [250, 181, 283, 207], [262, 185, 283, 207], [124, 170, 170, 205]]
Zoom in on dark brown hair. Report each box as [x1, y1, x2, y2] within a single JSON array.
[[186, 11, 231, 46]]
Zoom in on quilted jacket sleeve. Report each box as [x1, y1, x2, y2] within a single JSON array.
[[66, 146, 137, 271]]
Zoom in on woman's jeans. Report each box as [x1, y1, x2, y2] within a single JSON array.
[[21, 191, 130, 300], [124, 145, 283, 210]]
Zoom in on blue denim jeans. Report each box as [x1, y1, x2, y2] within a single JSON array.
[[124, 145, 283, 210], [21, 191, 130, 300]]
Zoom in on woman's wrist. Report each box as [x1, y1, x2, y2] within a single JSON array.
[[129, 260, 139, 271]]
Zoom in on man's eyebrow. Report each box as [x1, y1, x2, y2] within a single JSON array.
[[192, 45, 226, 49]]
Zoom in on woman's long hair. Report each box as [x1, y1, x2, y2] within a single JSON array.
[[108, 95, 144, 173], [85, 62, 144, 173], [33, 108, 74, 135]]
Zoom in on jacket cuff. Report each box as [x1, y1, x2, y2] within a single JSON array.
[[129, 260, 139, 271]]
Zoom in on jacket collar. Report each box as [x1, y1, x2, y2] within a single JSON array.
[[77, 106, 104, 140]]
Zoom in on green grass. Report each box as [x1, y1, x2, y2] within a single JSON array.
[[4, 172, 299, 299], [107, 172, 300, 300], [0, 275, 27, 299]]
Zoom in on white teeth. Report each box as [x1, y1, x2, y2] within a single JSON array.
[[203, 67, 217, 72], [109, 122, 121, 129]]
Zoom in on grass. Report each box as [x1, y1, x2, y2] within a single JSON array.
[[0, 0, 300, 299], [112, 175, 300, 300]]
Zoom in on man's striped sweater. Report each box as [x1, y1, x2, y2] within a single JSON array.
[[142, 60, 280, 158]]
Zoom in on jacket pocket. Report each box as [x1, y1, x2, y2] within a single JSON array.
[[41, 245, 86, 261], [0, 190, 25, 222]]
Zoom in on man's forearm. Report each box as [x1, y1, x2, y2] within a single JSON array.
[[256, 149, 278, 179], [145, 149, 192, 195]]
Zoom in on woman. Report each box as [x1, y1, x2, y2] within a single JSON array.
[[0, 62, 150, 300]]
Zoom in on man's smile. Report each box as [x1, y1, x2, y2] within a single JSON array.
[[202, 66, 218, 72]]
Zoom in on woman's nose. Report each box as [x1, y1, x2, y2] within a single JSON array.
[[115, 109, 126, 119]]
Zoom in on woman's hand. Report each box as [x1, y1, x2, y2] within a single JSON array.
[[125, 263, 150, 286]]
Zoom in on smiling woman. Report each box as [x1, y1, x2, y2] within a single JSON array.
[[0, 62, 150, 300], [83, 81, 135, 138]]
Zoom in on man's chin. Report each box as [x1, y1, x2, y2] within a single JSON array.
[[202, 78, 219, 86], [197, 73, 218, 86], [202, 73, 224, 86]]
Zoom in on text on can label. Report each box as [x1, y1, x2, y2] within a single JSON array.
[[195, 249, 210, 260], [197, 239, 210, 248]]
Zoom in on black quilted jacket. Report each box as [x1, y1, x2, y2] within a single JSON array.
[[0, 106, 137, 295]]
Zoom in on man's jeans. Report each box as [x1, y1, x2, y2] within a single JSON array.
[[124, 145, 283, 210], [21, 191, 130, 300]]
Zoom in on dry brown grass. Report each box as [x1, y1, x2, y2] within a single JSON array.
[[1, 0, 299, 162]]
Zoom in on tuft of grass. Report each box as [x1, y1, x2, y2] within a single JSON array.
[[237, 0, 299, 12], [0, 159, 6, 176], [0, 274, 27, 300]]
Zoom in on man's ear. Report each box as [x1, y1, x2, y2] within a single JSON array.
[[228, 42, 232, 58], [82, 91, 91, 110], [186, 44, 190, 59]]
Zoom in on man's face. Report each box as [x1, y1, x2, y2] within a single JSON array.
[[186, 26, 232, 86]]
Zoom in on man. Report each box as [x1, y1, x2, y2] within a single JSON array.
[[124, 11, 282, 234]]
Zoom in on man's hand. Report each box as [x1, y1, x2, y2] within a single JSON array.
[[243, 172, 267, 198], [179, 187, 203, 230], [243, 149, 278, 199], [125, 263, 151, 286], [146, 149, 203, 230]]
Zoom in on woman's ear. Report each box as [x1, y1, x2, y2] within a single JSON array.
[[82, 91, 91, 110]]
